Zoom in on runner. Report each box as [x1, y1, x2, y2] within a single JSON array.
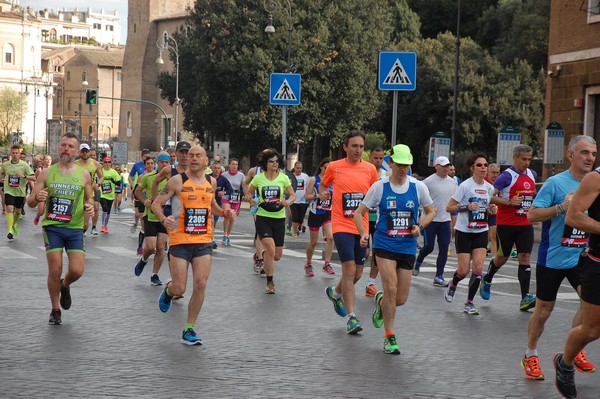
[[290, 161, 309, 238], [113, 164, 124, 214], [209, 160, 232, 249], [304, 158, 335, 277], [554, 140, 600, 398], [444, 153, 497, 315], [99, 157, 122, 233], [321, 129, 378, 334], [364, 147, 387, 296], [152, 145, 235, 345], [33, 154, 53, 225], [245, 149, 295, 293], [0, 144, 36, 240], [520, 135, 597, 382], [27, 133, 94, 325], [74, 143, 103, 235], [0, 155, 7, 215], [128, 148, 150, 235], [355, 144, 435, 353], [480, 145, 537, 311], [221, 158, 245, 246], [134, 152, 172, 286], [412, 156, 457, 286], [485, 163, 501, 257]]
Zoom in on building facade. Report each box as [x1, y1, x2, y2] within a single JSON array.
[[118, 0, 193, 155], [545, 0, 600, 178]]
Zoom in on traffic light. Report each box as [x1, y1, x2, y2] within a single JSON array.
[[85, 88, 97, 105]]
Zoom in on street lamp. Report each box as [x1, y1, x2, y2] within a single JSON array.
[[78, 78, 88, 140], [25, 75, 45, 162], [264, 0, 293, 162], [156, 31, 180, 147], [450, 0, 461, 164]]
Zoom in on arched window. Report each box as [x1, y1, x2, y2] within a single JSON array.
[[3, 43, 14, 64], [127, 111, 132, 128], [88, 125, 93, 135]]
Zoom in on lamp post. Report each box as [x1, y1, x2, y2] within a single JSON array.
[[78, 78, 89, 141], [264, 0, 293, 162], [450, 0, 461, 164], [156, 31, 180, 147], [25, 75, 44, 162]]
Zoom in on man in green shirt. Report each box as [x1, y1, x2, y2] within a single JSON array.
[[27, 133, 95, 325], [0, 144, 35, 240]]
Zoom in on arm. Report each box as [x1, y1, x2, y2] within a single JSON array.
[[151, 167, 169, 201], [280, 186, 296, 207], [211, 179, 235, 219], [95, 162, 104, 185], [416, 204, 437, 236], [304, 177, 317, 201], [27, 168, 49, 208], [354, 203, 370, 247], [566, 173, 600, 234], [528, 190, 573, 223], [151, 175, 181, 230], [82, 171, 95, 218]]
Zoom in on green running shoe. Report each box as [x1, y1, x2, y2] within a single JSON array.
[[383, 335, 400, 354], [372, 291, 384, 328]]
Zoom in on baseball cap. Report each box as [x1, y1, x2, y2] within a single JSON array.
[[435, 156, 450, 166], [389, 144, 413, 165], [79, 143, 90, 151], [176, 141, 191, 151]]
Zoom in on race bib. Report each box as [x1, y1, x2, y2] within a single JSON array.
[[316, 198, 332, 211], [101, 182, 112, 194], [46, 197, 73, 222], [230, 190, 241, 203], [262, 186, 281, 203], [184, 207, 208, 234], [561, 225, 588, 248], [386, 210, 413, 238], [516, 194, 534, 217], [8, 175, 19, 187], [342, 192, 364, 217], [297, 179, 305, 191]]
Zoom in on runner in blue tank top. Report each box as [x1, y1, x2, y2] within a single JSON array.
[[354, 144, 435, 354]]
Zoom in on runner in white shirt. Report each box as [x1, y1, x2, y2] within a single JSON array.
[[290, 161, 310, 237], [221, 158, 245, 246]]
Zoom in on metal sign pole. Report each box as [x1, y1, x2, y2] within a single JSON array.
[[391, 91, 398, 146]]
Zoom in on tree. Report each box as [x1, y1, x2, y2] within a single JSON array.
[[0, 88, 26, 145]]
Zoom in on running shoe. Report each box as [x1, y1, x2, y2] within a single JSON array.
[[252, 253, 261, 274], [520, 294, 536, 311], [13, 223, 19, 236], [134, 257, 147, 276], [102, 226, 109, 234], [59, 279, 72, 310], [90, 227, 98, 236], [346, 316, 362, 334], [445, 285, 456, 303], [48, 309, 62, 325], [372, 291, 384, 328], [433, 276, 449, 287], [325, 286, 347, 317], [34, 216, 39, 225], [158, 284, 173, 313], [322, 262, 335, 275], [511, 249, 518, 258], [304, 264, 315, 277], [136, 247, 144, 256], [150, 274, 162, 286], [181, 328, 203, 346], [480, 274, 492, 300], [554, 353, 577, 399], [521, 354, 545, 380], [574, 350, 596, 373], [383, 335, 400, 354], [301, 225, 306, 233], [130, 223, 137, 233], [447, 247, 452, 257], [285, 228, 292, 237], [412, 268, 420, 277], [7, 232, 14, 241], [265, 282, 276, 294], [365, 284, 378, 297], [463, 302, 479, 315], [212, 240, 218, 249]]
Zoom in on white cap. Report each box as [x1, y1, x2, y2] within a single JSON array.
[[79, 143, 91, 150], [435, 156, 450, 166]]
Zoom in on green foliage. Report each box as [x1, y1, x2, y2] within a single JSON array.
[[365, 131, 387, 151], [0, 88, 26, 145]]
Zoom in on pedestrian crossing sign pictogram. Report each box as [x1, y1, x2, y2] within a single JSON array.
[[270, 73, 301, 105], [378, 52, 417, 91]]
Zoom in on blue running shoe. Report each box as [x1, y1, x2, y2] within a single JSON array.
[[347, 316, 363, 334], [325, 286, 346, 317], [520, 294, 536, 311], [158, 284, 173, 313], [181, 328, 203, 346], [480, 274, 491, 300], [134, 257, 147, 276]]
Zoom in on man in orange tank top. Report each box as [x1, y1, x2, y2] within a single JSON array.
[[152, 145, 236, 345]]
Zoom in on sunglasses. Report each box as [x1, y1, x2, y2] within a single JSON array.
[[104, 161, 112, 164], [267, 159, 279, 163], [475, 163, 489, 168]]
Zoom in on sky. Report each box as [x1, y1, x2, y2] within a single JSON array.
[[23, 0, 128, 44]]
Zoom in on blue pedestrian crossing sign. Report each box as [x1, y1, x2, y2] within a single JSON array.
[[378, 52, 417, 91], [270, 73, 301, 106]]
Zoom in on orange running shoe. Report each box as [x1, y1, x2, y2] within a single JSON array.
[[521, 354, 545, 380], [365, 284, 378, 297], [574, 350, 596, 373]]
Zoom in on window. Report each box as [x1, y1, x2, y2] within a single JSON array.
[[49, 28, 57, 41], [93, 23, 101, 30], [66, 71, 71, 81], [587, 0, 600, 23], [3, 43, 14, 64], [106, 25, 114, 31], [127, 111, 132, 128], [117, 72, 122, 81], [82, 72, 87, 82], [68, 99, 71, 111], [88, 126, 93, 134]]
